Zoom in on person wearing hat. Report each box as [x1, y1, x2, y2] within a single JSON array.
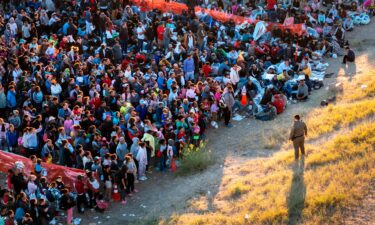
[[289, 114, 308, 160]]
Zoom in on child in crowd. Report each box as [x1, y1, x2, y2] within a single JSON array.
[[95, 194, 109, 213]]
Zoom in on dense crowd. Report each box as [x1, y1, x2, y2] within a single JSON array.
[[0, 0, 372, 224]]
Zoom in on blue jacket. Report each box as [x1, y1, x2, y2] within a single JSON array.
[[218, 63, 230, 75], [6, 131, 18, 147], [33, 91, 44, 104], [183, 58, 195, 73], [136, 105, 148, 121], [7, 90, 17, 108], [62, 22, 70, 36], [157, 76, 166, 90]]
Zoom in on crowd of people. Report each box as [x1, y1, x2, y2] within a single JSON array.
[[0, 0, 372, 224]]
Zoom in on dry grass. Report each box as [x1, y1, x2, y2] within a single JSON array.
[[163, 70, 375, 225], [261, 126, 290, 149], [339, 71, 375, 102], [306, 99, 375, 139]]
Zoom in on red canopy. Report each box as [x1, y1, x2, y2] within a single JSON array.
[[0, 151, 85, 188], [131, 0, 306, 35]]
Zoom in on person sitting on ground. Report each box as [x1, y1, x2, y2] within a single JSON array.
[[293, 78, 309, 101], [254, 102, 277, 121]]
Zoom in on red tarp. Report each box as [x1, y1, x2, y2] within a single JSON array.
[[0, 151, 85, 188], [131, 0, 306, 35]]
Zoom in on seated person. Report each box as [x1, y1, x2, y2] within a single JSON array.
[[255, 102, 277, 121], [342, 16, 354, 31], [293, 79, 309, 101]]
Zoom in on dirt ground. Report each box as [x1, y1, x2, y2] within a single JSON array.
[[74, 22, 375, 225], [1, 23, 373, 225]]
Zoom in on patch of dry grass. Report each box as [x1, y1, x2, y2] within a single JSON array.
[[261, 126, 290, 149], [339, 71, 375, 102], [306, 99, 375, 139]]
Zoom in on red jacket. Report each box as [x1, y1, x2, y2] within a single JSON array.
[[75, 180, 85, 195], [267, 0, 276, 10], [202, 64, 212, 77], [91, 97, 102, 109]]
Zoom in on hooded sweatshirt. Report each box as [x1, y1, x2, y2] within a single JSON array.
[[130, 137, 139, 157]]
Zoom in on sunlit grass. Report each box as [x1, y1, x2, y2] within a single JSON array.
[[306, 99, 375, 139], [164, 70, 375, 225]]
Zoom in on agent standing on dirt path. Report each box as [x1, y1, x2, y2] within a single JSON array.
[[289, 115, 308, 160]]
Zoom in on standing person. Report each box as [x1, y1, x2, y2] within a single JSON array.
[[116, 137, 128, 166], [75, 175, 86, 214], [86, 171, 100, 209], [59, 188, 75, 225], [119, 21, 129, 55], [289, 115, 308, 160], [221, 86, 235, 128], [116, 165, 127, 205], [136, 142, 148, 181], [183, 54, 195, 82], [102, 165, 112, 201], [0, 118, 9, 150], [342, 45, 355, 64], [125, 155, 137, 195], [136, 22, 146, 52]]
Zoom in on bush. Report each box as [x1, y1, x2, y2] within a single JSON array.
[[175, 145, 214, 176]]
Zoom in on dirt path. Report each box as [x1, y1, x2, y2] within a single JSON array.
[[76, 22, 375, 225]]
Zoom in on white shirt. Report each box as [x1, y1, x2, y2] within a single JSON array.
[[136, 26, 145, 40], [22, 24, 31, 38], [9, 22, 17, 34], [230, 67, 240, 84]]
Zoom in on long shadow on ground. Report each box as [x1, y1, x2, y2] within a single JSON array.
[[287, 158, 306, 225]]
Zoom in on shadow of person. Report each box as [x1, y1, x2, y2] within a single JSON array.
[[287, 157, 306, 225]]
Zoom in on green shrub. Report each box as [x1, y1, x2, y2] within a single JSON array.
[[175, 145, 214, 176]]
